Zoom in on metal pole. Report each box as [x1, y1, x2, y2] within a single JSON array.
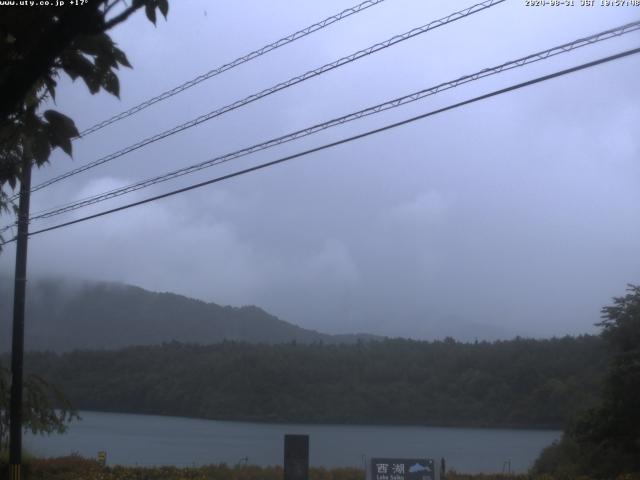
[[9, 156, 32, 480]]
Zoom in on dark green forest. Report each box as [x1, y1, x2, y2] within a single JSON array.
[[11, 335, 606, 429]]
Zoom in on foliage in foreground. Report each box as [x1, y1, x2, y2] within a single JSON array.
[[532, 285, 640, 478], [2, 455, 640, 480], [0, 456, 355, 480], [0, 364, 78, 452], [0, 1, 169, 247]]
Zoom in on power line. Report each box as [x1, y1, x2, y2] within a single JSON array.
[[2, 46, 636, 245], [0, 223, 15, 236], [24, 0, 505, 197], [78, 0, 389, 137], [26, 20, 640, 221], [0, 0, 389, 180]]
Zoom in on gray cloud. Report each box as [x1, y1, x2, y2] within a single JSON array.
[[2, 0, 639, 340]]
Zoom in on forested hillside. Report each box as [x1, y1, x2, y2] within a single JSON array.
[[0, 278, 376, 351], [18, 336, 606, 429]]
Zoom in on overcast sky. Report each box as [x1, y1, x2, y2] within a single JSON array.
[[1, 0, 639, 340]]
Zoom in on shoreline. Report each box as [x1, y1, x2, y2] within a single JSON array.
[[70, 408, 566, 433]]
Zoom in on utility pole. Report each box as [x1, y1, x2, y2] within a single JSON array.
[[9, 154, 32, 480]]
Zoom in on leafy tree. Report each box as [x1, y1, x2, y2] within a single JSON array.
[[533, 285, 640, 477], [0, 364, 78, 453], [0, 0, 170, 456], [572, 285, 640, 472], [0, 0, 169, 246]]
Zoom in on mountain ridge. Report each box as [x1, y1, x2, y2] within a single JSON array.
[[0, 277, 378, 352]]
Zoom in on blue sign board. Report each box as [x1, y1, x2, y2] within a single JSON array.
[[371, 458, 435, 480]]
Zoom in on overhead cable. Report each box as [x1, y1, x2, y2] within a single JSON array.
[[27, 20, 640, 221], [79, 0, 389, 137], [24, 0, 505, 196], [2, 46, 636, 245]]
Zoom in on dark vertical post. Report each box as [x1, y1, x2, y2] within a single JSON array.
[[284, 434, 309, 480], [9, 157, 32, 480]]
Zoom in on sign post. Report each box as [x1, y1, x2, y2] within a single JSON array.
[[284, 434, 309, 480]]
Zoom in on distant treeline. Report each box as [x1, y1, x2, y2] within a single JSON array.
[[16, 336, 606, 429]]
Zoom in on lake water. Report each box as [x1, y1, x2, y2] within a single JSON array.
[[25, 411, 560, 474]]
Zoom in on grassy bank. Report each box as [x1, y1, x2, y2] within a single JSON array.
[[2, 456, 640, 480]]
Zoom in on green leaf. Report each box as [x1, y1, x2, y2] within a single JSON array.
[[85, 75, 101, 94], [157, 0, 169, 18], [56, 135, 73, 157], [43, 76, 57, 100], [74, 33, 114, 58], [145, 3, 157, 25], [60, 50, 103, 94], [112, 46, 132, 69], [102, 70, 120, 98], [44, 110, 78, 157], [96, 53, 118, 75], [44, 110, 79, 138], [61, 50, 94, 82], [31, 131, 51, 165]]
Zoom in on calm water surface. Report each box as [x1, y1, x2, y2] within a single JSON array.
[[26, 411, 560, 474]]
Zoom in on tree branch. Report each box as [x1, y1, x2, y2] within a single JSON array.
[[103, 0, 122, 16], [103, 3, 144, 31]]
